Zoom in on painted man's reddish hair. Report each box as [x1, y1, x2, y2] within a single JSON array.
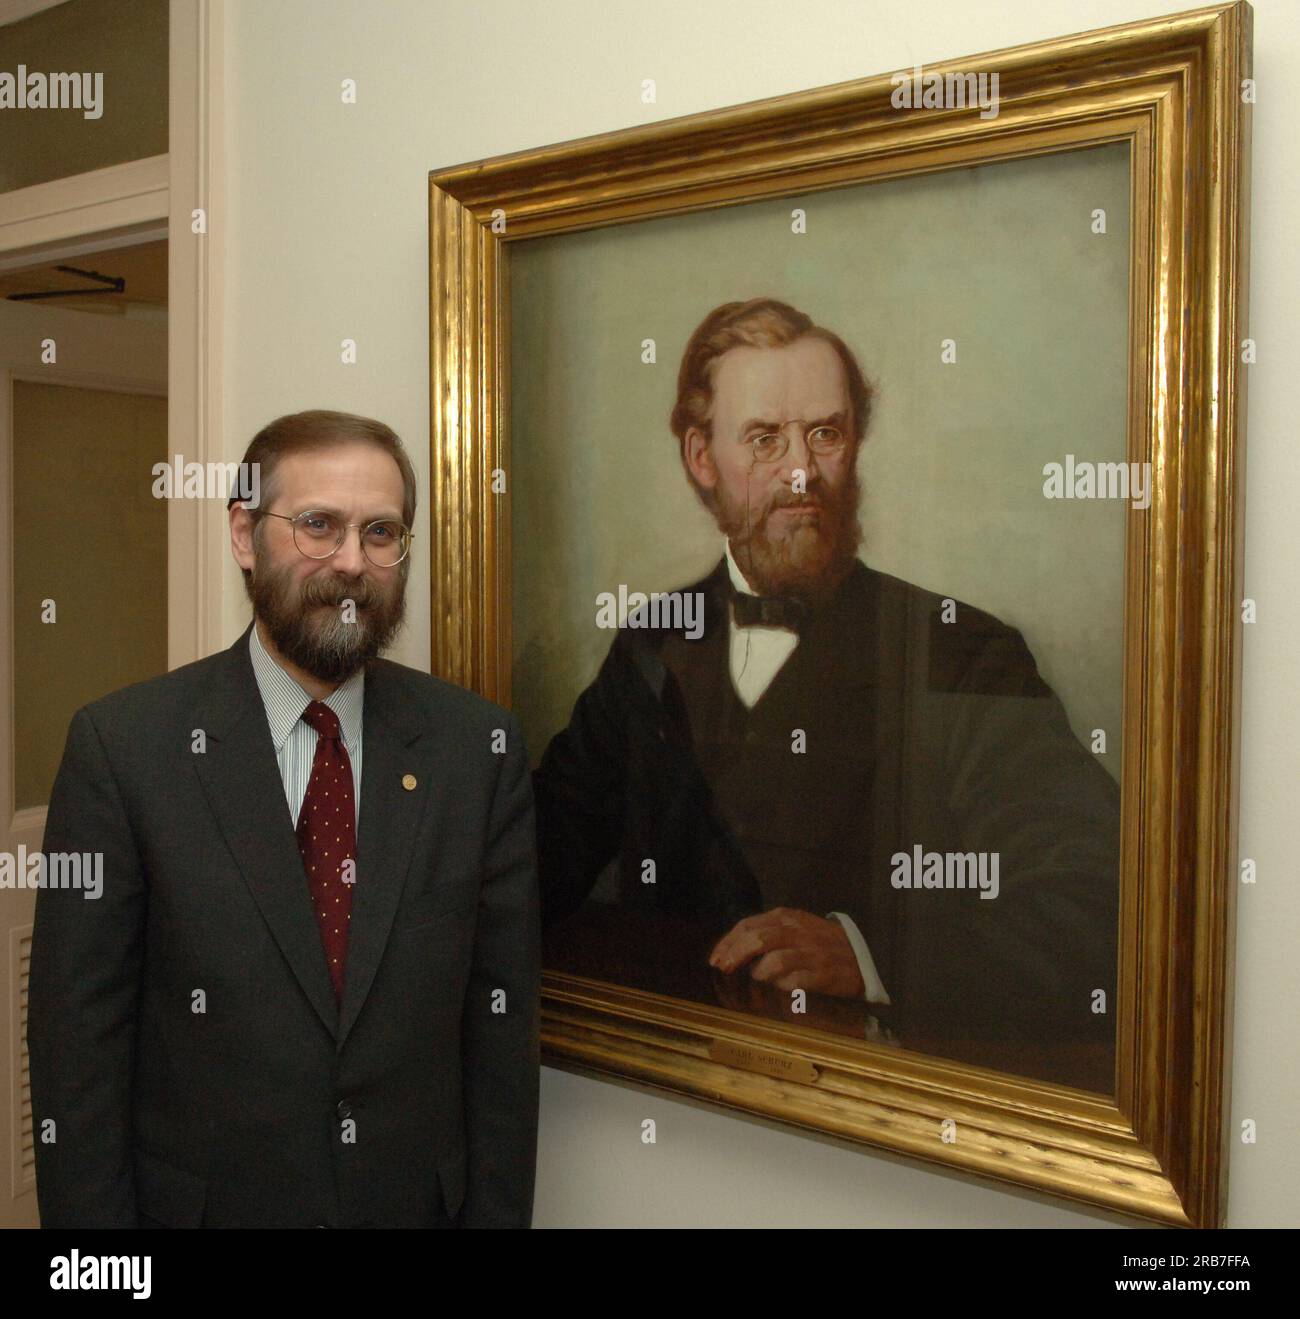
[[669, 298, 875, 454]]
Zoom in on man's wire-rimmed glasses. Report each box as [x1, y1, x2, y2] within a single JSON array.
[[253, 509, 413, 567]]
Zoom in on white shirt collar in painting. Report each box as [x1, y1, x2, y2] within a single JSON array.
[[723, 541, 799, 710]]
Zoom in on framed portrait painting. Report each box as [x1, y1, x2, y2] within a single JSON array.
[[429, 2, 1252, 1226]]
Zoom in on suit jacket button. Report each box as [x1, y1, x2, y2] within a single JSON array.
[[336, 1100, 353, 1120]]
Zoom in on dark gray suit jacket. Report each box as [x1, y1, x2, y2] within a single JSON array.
[[28, 624, 539, 1228]]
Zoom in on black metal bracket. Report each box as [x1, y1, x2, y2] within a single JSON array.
[[7, 264, 126, 301]]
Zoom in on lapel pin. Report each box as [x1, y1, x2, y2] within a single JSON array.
[[402, 773, 417, 791]]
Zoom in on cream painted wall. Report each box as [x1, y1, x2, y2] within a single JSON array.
[[222, 0, 1297, 1227]]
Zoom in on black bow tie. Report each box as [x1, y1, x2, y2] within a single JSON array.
[[732, 592, 810, 633]]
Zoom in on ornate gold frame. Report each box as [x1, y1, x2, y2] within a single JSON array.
[[429, 2, 1251, 1227]]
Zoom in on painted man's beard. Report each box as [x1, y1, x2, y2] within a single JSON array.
[[713, 467, 863, 604], [251, 554, 408, 683]]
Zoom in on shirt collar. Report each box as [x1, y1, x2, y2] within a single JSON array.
[[725, 541, 759, 597], [248, 622, 364, 753]]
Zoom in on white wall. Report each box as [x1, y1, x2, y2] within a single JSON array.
[[222, 0, 1298, 1227]]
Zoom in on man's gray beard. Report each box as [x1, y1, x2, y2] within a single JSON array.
[[251, 554, 407, 684], [712, 468, 863, 604]]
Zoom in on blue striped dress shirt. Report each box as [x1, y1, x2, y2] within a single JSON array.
[[247, 623, 364, 829]]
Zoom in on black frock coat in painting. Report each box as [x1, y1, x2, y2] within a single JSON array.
[[535, 557, 1120, 1087]]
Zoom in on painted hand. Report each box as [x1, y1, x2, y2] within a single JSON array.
[[708, 907, 866, 998]]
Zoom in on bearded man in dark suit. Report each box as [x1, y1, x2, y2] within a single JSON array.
[[29, 410, 539, 1227], [534, 299, 1119, 1089]]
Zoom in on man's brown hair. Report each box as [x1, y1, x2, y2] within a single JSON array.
[[669, 298, 874, 452], [229, 410, 417, 596]]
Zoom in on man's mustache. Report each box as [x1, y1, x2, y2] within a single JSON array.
[[760, 490, 829, 519], [298, 576, 383, 609]]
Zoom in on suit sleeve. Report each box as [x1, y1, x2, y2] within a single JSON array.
[[902, 621, 1121, 1050], [459, 712, 541, 1228], [28, 706, 145, 1228], [533, 638, 632, 924]]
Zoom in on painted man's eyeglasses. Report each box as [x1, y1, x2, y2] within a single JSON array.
[[743, 421, 849, 464]]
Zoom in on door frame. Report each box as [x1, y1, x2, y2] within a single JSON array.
[[0, 0, 226, 669], [0, 0, 224, 1226]]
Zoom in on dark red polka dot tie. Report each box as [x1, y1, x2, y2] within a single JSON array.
[[296, 701, 356, 1005]]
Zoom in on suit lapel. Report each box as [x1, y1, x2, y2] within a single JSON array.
[[191, 626, 340, 1039], [336, 660, 444, 1047]]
